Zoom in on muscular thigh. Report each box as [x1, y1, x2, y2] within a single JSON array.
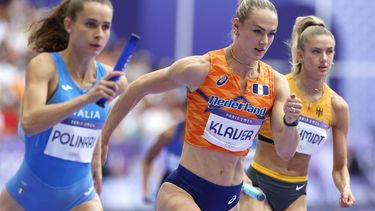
[[285, 195, 307, 211], [157, 182, 200, 211], [71, 194, 103, 211], [0, 189, 24, 211], [239, 193, 272, 211]]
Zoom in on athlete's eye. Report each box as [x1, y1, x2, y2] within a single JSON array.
[[253, 29, 262, 35], [102, 24, 111, 31], [85, 21, 97, 28]]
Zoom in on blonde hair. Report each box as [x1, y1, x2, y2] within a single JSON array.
[[232, 0, 276, 40], [235, 0, 277, 23], [289, 15, 335, 75]]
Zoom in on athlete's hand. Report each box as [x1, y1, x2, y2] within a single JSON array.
[[339, 186, 355, 208], [283, 93, 302, 124], [243, 173, 253, 187], [143, 194, 154, 204], [241, 172, 254, 198], [85, 71, 125, 104]]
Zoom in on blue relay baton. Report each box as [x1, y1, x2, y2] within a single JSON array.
[[96, 33, 140, 107], [242, 183, 266, 201]]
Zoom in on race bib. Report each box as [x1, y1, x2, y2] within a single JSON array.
[[296, 116, 329, 155], [44, 119, 101, 163], [203, 109, 262, 152]]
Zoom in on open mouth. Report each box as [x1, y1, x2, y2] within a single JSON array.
[[318, 66, 329, 71], [255, 48, 265, 52], [90, 44, 101, 48]]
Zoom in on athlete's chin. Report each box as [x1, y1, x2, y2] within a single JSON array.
[[254, 54, 265, 60], [87, 46, 104, 54], [317, 70, 330, 78], [87, 49, 102, 57], [253, 51, 266, 60]]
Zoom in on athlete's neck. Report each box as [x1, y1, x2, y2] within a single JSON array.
[[229, 46, 258, 69], [228, 46, 259, 79], [298, 74, 324, 94]]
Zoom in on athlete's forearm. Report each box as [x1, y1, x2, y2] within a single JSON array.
[[272, 120, 299, 160], [143, 160, 152, 196], [92, 136, 102, 165], [22, 94, 89, 136], [332, 167, 351, 194], [271, 87, 301, 160], [274, 125, 299, 160]]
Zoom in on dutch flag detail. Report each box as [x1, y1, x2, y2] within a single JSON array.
[[252, 84, 269, 96]]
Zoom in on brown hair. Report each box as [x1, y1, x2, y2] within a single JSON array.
[[289, 15, 335, 75], [28, 0, 113, 53]]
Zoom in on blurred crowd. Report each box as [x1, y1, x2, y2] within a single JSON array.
[[0, 0, 29, 135], [0, 0, 180, 136]]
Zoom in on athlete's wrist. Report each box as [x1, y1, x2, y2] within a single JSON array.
[[283, 115, 299, 127]]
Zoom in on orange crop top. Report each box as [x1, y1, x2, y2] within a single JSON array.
[[185, 49, 276, 156]]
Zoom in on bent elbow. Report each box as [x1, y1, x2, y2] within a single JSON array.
[[21, 117, 37, 136], [22, 124, 35, 136]]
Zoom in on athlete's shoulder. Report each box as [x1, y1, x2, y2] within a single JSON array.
[[168, 54, 210, 88], [329, 87, 349, 129], [29, 52, 55, 66], [169, 55, 210, 81], [175, 53, 210, 69], [330, 89, 349, 113], [272, 69, 287, 84], [27, 52, 56, 78]]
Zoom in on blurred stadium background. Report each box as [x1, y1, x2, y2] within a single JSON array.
[[0, 0, 374, 210]]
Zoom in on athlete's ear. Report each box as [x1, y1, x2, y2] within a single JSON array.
[[232, 18, 240, 36], [64, 17, 73, 33], [297, 49, 303, 64]]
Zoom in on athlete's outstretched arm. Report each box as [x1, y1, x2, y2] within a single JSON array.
[[101, 55, 209, 163], [331, 93, 355, 208], [270, 71, 302, 160], [143, 125, 175, 203], [21, 53, 125, 136]]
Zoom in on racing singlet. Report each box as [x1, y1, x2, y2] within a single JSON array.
[[165, 122, 184, 172], [258, 73, 332, 155], [23, 52, 109, 186], [185, 49, 275, 156]]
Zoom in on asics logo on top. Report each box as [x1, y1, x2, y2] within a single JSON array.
[[296, 184, 305, 191], [216, 75, 229, 86], [62, 84, 73, 91], [227, 195, 237, 205]]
